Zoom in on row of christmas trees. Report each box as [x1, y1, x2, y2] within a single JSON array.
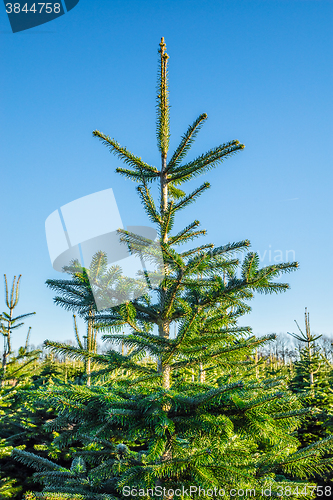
[[1, 38, 333, 499], [1, 298, 333, 500]]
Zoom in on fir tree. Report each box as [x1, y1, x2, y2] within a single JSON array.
[[288, 309, 333, 489], [1, 275, 36, 386], [289, 308, 333, 444], [45, 259, 101, 387], [13, 38, 333, 500]]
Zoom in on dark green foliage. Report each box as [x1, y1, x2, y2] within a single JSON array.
[[0, 354, 83, 499], [0, 292, 86, 499], [13, 374, 333, 499]]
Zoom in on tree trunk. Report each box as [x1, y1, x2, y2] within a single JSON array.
[[255, 348, 259, 380], [158, 322, 170, 389], [86, 308, 94, 387], [199, 362, 205, 383], [86, 357, 91, 387], [1, 312, 12, 386]]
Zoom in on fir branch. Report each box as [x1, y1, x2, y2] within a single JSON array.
[[180, 244, 214, 258], [92, 130, 159, 178], [115, 167, 147, 182], [43, 340, 156, 375], [172, 334, 277, 369], [11, 449, 65, 472], [167, 141, 245, 183], [168, 220, 201, 245], [166, 113, 208, 172], [175, 382, 244, 409], [137, 185, 162, 224], [172, 182, 210, 212]]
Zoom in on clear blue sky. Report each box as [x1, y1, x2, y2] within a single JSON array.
[[1, 0, 332, 350]]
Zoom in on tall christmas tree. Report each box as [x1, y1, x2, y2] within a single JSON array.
[[13, 38, 333, 500]]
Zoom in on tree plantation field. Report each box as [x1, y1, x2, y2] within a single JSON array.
[[1, 39, 333, 500]]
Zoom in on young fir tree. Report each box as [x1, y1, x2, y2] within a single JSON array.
[[1, 275, 36, 386], [0, 277, 40, 499], [13, 38, 333, 500], [0, 275, 40, 498], [288, 309, 333, 489], [45, 259, 101, 387]]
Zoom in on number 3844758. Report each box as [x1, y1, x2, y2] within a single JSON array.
[[5, 3, 61, 14], [277, 485, 331, 497]]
